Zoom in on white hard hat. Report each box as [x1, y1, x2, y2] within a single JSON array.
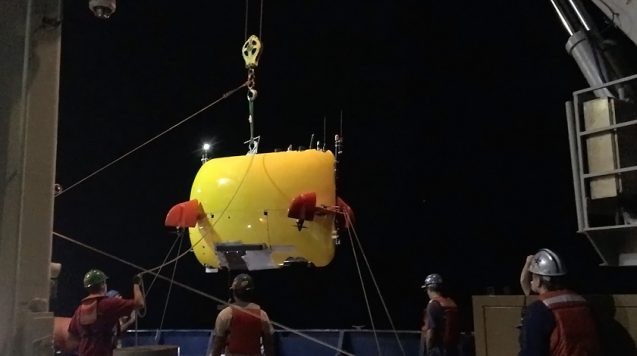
[[528, 248, 567, 276]]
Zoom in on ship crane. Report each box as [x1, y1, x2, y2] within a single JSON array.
[[553, 0, 637, 265]]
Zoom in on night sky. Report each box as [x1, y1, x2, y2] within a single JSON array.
[[51, 0, 637, 333]]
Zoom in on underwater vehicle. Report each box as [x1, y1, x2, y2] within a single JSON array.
[[165, 148, 353, 271]]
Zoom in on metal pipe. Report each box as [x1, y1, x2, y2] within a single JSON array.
[[566, 101, 585, 230], [566, 31, 615, 97]]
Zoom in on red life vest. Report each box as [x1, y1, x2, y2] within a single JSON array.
[[78, 295, 113, 339], [429, 296, 460, 349], [539, 290, 600, 356], [227, 306, 263, 354]]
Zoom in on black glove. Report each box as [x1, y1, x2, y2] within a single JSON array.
[[132, 273, 142, 285]]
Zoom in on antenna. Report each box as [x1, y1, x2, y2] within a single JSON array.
[[335, 110, 344, 162], [340, 109, 343, 138], [334, 109, 344, 180], [322, 116, 327, 151]]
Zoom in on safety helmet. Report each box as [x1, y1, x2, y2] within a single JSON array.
[[528, 248, 567, 277], [83, 269, 108, 289], [230, 273, 254, 293], [421, 273, 443, 288]]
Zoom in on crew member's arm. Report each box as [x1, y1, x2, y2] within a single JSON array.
[[67, 313, 81, 352], [210, 308, 231, 356], [424, 329, 434, 352], [518, 302, 554, 356], [132, 275, 145, 309], [520, 255, 534, 296], [422, 301, 441, 353], [261, 310, 275, 356], [419, 308, 427, 356], [210, 334, 227, 356]]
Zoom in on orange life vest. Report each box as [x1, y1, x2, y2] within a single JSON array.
[[429, 296, 460, 349], [539, 290, 600, 356], [78, 295, 105, 327], [227, 306, 263, 354]]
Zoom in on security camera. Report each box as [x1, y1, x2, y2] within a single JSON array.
[[89, 0, 116, 19]]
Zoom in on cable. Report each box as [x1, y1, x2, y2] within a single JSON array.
[[53, 230, 354, 356], [243, 0, 264, 41], [347, 222, 382, 356], [55, 81, 248, 198], [144, 238, 200, 276], [145, 230, 183, 296], [344, 212, 406, 356], [155, 232, 185, 344], [259, 0, 264, 41], [244, 0, 249, 41]]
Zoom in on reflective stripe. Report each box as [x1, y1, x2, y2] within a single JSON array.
[[542, 293, 585, 308]]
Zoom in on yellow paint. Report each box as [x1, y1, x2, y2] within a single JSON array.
[[189, 150, 336, 268]]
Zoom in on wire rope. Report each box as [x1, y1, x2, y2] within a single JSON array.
[[347, 224, 382, 355], [55, 82, 247, 198], [154, 232, 185, 343], [344, 212, 406, 356]]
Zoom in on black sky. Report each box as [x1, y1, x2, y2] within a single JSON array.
[[52, 1, 637, 332]]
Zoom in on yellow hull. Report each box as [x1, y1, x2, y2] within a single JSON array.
[[188, 150, 336, 270]]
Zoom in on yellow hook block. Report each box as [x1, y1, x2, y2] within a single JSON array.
[[242, 35, 262, 69]]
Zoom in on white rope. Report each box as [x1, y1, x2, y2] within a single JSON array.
[[52, 230, 355, 356], [55, 81, 247, 198], [344, 212, 406, 356]]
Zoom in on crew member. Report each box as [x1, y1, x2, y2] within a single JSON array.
[[67, 269, 145, 356], [210, 273, 275, 356], [518, 248, 600, 356], [421, 273, 460, 356]]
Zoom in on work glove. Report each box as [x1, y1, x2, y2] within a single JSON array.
[[132, 273, 143, 285]]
